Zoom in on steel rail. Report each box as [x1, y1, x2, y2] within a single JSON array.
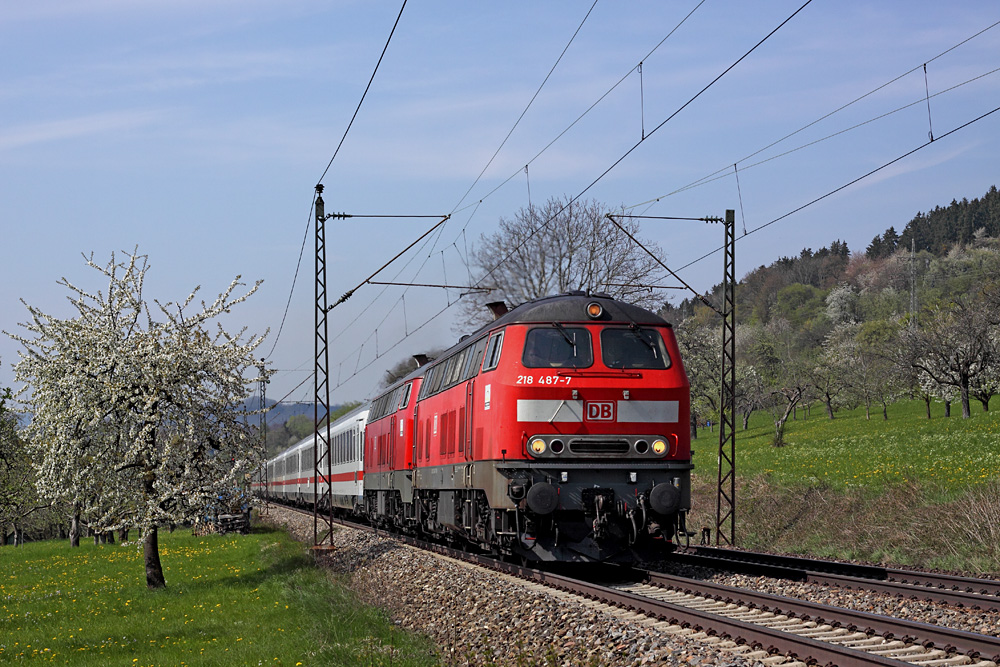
[[674, 547, 1000, 607], [673, 551, 1000, 612], [643, 569, 1000, 663]]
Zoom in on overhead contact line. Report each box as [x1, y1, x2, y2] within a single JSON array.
[[477, 0, 813, 289], [674, 103, 1000, 274]]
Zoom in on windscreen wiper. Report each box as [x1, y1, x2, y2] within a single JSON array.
[[552, 322, 577, 357], [629, 322, 658, 357]]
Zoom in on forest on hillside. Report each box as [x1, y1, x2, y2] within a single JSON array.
[[664, 185, 1000, 444]]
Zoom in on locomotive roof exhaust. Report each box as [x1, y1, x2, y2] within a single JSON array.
[[486, 301, 508, 319], [412, 354, 429, 367]]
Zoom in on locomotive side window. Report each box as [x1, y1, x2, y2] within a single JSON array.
[[398, 383, 411, 410], [600, 327, 671, 369], [446, 347, 468, 386], [418, 366, 437, 399], [431, 363, 447, 393], [522, 327, 593, 368], [482, 332, 504, 372], [462, 336, 489, 380]]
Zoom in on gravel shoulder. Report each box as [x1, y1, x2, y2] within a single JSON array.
[[257, 504, 759, 666]]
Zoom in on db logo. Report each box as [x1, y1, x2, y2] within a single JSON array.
[[586, 401, 615, 421]]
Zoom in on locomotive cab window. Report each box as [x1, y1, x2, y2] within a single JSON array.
[[522, 326, 593, 368], [600, 327, 671, 370]]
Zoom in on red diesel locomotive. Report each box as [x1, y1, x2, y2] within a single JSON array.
[[359, 291, 692, 563]]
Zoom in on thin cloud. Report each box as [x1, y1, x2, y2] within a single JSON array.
[[0, 110, 166, 152]]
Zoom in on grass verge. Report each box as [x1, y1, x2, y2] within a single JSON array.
[[0, 525, 438, 666]]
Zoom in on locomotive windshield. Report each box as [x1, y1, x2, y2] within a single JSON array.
[[600, 327, 672, 369], [522, 326, 593, 368]]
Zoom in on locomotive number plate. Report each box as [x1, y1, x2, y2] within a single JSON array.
[[515, 375, 573, 385]]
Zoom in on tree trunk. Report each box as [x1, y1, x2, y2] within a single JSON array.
[[119, 528, 130, 543], [979, 396, 991, 412], [106, 531, 115, 544], [70, 507, 80, 548], [772, 419, 786, 447], [960, 384, 971, 418], [144, 527, 167, 589], [924, 395, 931, 419], [741, 411, 751, 430], [823, 397, 835, 419], [690, 412, 698, 440], [945, 400, 951, 417]]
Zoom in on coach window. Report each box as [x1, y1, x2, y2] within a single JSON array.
[[522, 327, 593, 368], [600, 327, 671, 370], [482, 332, 504, 372]]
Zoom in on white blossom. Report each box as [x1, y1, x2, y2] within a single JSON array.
[[6, 250, 268, 583]]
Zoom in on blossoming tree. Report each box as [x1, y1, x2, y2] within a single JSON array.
[[0, 379, 40, 546], [8, 250, 268, 588]]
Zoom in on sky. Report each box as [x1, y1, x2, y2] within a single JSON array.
[[2, 1, 998, 410]]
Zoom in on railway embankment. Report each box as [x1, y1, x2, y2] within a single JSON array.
[[262, 504, 761, 667]]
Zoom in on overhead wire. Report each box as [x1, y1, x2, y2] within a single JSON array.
[[264, 1, 408, 361], [317, 1, 409, 185], [671, 104, 1000, 276], [476, 0, 814, 289], [451, 0, 601, 214], [317, 0, 609, 387], [628, 18, 1000, 210], [264, 192, 316, 359], [446, 0, 708, 224], [635, 64, 1000, 207]]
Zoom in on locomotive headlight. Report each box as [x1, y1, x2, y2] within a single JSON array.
[[651, 439, 668, 455], [586, 302, 604, 319], [530, 438, 547, 455]]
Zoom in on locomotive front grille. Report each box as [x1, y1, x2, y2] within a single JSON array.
[[568, 439, 630, 454]]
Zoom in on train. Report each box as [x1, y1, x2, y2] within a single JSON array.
[[257, 291, 692, 563]]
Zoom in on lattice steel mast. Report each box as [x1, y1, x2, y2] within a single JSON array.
[[715, 209, 736, 546], [314, 185, 335, 546], [258, 359, 269, 514]]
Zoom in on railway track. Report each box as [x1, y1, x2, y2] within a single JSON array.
[[624, 568, 1000, 666], [667, 546, 1000, 612], [270, 504, 1000, 666]]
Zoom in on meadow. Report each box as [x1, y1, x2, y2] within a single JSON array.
[[688, 399, 1000, 573], [0, 525, 437, 666]]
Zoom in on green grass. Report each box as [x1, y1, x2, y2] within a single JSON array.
[[688, 399, 1000, 572], [0, 525, 438, 666], [695, 398, 1000, 493]]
